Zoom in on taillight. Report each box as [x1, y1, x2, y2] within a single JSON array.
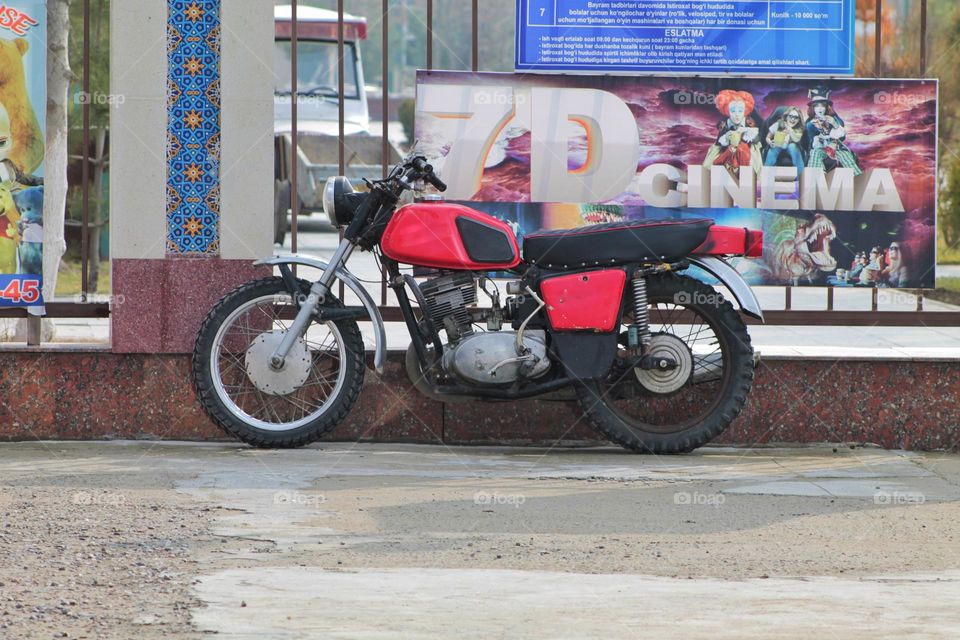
[[746, 230, 763, 257], [694, 226, 764, 257]]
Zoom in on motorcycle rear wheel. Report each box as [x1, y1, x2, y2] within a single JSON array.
[[192, 277, 365, 448], [576, 274, 754, 454]]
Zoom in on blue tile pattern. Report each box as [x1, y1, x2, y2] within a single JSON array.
[[166, 0, 221, 254]]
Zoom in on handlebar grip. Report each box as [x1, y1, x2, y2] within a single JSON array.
[[411, 156, 447, 192], [426, 172, 447, 193]]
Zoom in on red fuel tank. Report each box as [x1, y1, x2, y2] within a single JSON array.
[[381, 203, 521, 271]]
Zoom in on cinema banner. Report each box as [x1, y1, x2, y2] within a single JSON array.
[[415, 71, 938, 288], [0, 1, 44, 308]]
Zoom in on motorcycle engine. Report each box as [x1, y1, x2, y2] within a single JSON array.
[[416, 272, 551, 386], [442, 330, 550, 386], [419, 272, 477, 343]]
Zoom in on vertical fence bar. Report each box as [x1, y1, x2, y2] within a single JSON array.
[[920, 0, 927, 75], [337, 1, 346, 301], [290, 0, 299, 254], [427, 0, 433, 69], [337, 0, 345, 174], [26, 316, 41, 346], [381, 0, 390, 307], [916, 0, 927, 313], [382, 0, 389, 179], [826, 287, 834, 311], [472, 0, 479, 71], [874, 0, 882, 77], [784, 286, 792, 311], [81, 0, 91, 301], [872, 1, 881, 313]]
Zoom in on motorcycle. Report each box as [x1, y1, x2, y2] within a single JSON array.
[[192, 153, 765, 453]]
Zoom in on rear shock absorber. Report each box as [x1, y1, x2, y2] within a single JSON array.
[[629, 272, 652, 352]]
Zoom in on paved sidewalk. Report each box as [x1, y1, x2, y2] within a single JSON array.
[[0, 442, 958, 638]]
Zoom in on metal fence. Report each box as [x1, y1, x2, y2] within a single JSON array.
[[3, 0, 956, 342], [286, 0, 955, 327]]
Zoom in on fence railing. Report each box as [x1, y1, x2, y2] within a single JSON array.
[[285, 0, 954, 327], [2, 0, 956, 345]]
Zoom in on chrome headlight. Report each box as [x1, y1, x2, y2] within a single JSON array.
[[323, 176, 342, 226], [322, 176, 358, 227]]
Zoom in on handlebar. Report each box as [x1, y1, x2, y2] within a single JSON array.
[[410, 156, 447, 193]]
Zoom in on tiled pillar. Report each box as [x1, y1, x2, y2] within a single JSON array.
[[166, 0, 222, 255], [111, 0, 273, 353]]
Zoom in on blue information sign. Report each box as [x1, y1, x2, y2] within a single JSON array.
[[516, 0, 856, 75]]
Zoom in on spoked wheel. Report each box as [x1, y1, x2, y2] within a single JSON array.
[[577, 274, 754, 454], [192, 277, 365, 448]]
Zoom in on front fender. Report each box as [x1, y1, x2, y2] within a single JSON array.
[[688, 257, 764, 322], [254, 254, 388, 373]]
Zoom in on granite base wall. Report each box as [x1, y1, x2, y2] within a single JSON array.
[[0, 352, 956, 451]]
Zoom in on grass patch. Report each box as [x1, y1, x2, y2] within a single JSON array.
[[927, 277, 960, 306], [55, 260, 111, 297], [938, 230, 960, 265]]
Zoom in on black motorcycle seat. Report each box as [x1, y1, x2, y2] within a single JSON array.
[[522, 219, 714, 269]]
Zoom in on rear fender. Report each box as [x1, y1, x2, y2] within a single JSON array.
[[688, 257, 764, 321], [254, 254, 387, 373]]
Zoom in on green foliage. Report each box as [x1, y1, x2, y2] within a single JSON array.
[[942, 155, 960, 250], [397, 98, 415, 144], [938, 277, 960, 293], [68, 0, 111, 128], [938, 225, 960, 264]]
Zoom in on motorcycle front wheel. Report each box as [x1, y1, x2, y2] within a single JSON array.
[[192, 277, 365, 448], [577, 274, 755, 454]]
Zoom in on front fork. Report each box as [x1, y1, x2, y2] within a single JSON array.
[[269, 238, 356, 369]]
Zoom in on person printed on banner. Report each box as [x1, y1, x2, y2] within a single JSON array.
[[764, 106, 806, 176], [859, 246, 885, 285], [805, 86, 862, 176], [704, 89, 764, 177], [849, 252, 867, 282], [849, 252, 859, 271], [882, 241, 910, 288]]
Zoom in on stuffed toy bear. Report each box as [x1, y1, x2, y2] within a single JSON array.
[[14, 185, 41, 274], [0, 182, 21, 273], [0, 37, 43, 176]]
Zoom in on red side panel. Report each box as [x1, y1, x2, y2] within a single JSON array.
[[540, 269, 627, 332], [381, 203, 521, 271], [694, 226, 764, 258]]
